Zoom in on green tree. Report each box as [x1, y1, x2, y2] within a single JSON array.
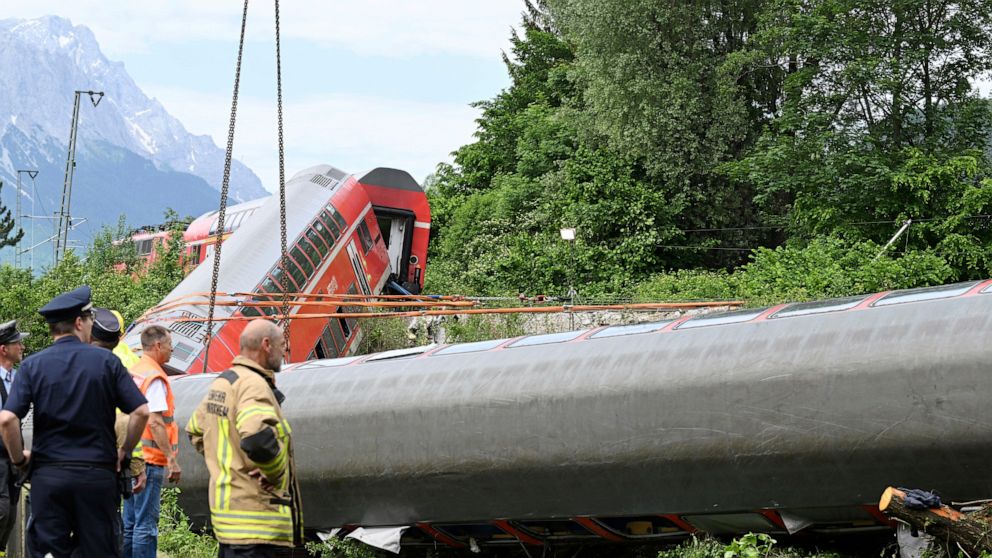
[[0, 180, 24, 249], [551, 0, 783, 265], [727, 0, 992, 255]]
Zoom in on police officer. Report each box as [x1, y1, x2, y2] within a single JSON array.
[[0, 286, 150, 558], [0, 320, 28, 557]]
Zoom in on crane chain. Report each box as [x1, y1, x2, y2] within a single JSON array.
[[275, 0, 291, 353], [203, 0, 249, 373]]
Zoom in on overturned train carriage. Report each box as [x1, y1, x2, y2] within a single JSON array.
[[171, 280, 992, 547]]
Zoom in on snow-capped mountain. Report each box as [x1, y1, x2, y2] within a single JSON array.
[[0, 15, 267, 198]]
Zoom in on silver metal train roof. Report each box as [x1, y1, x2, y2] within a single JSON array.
[[171, 282, 992, 535]]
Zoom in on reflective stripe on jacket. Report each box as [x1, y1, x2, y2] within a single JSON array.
[[131, 355, 178, 466], [185, 355, 303, 547]]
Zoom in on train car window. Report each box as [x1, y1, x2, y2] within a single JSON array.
[[271, 266, 297, 292], [252, 295, 277, 316], [300, 237, 323, 269], [290, 246, 314, 277], [336, 306, 351, 339], [313, 220, 335, 249], [311, 340, 326, 360], [590, 320, 673, 339], [872, 281, 980, 307], [357, 220, 374, 254], [240, 305, 262, 318], [307, 224, 331, 252], [328, 321, 345, 354], [434, 338, 510, 356], [509, 330, 585, 348], [771, 295, 866, 318], [320, 328, 337, 356], [675, 308, 765, 330], [984, 284, 992, 294], [321, 209, 342, 240], [330, 206, 348, 232], [344, 285, 360, 334], [171, 341, 197, 363], [284, 258, 308, 290]]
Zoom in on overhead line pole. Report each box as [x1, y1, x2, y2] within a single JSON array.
[[55, 90, 103, 264], [14, 170, 38, 269]]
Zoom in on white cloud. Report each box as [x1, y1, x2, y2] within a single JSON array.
[[147, 85, 480, 190], [3, 1, 525, 59]]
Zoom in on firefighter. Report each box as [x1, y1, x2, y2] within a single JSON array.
[[185, 319, 303, 557]]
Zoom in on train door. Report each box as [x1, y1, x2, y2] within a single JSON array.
[[373, 208, 415, 284], [347, 241, 372, 295]]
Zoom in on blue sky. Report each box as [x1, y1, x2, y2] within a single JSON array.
[[5, 1, 525, 189]]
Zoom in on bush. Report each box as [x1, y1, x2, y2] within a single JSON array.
[[157, 488, 218, 558]]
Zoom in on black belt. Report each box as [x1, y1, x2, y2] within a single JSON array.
[[33, 461, 117, 472]]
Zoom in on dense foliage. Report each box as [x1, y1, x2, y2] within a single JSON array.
[[0, 216, 188, 353], [425, 0, 992, 300]]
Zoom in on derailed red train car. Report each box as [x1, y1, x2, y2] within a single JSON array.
[[124, 164, 430, 373]]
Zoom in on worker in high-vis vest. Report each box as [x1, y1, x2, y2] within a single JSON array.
[[186, 319, 303, 557], [90, 307, 147, 495], [109, 309, 141, 369], [125, 325, 181, 558]]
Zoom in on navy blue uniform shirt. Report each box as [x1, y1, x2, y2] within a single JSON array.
[[4, 336, 147, 465]]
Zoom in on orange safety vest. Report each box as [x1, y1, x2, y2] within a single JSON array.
[[131, 356, 178, 466]]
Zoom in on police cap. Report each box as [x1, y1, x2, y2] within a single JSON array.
[[0, 320, 29, 345], [38, 285, 94, 324], [91, 307, 123, 343]]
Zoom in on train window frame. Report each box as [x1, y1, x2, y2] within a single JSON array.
[[357, 220, 374, 254], [240, 305, 262, 318], [771, 295, 866, 319], [270, 266, 297, 292], [433, 338, 510, 356], [508, 330, 585, 348], [321, 209, 342, 240], [343, 284, 359, 334], [311, 219, 335, 250], [330, 206, 348, 232], [306, 224, 331, 252], [675, 308, 766, 330], [328, 321, 346, 353], [300, 235, 324, 269], [320, 327, 337, 357], [283, 258, 308, 291], [590, 320, 673, 339], [336, 306, 351, 339], [872, 281, 980, 307], [290, 245, 315, 277]]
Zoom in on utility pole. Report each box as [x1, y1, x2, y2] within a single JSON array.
[[14, 170, 38, 269], [54, 90, 103, 264], [560, 227, 577, 330]]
